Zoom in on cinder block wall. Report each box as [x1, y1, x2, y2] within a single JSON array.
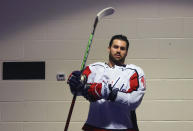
[[0, 0, 193, 131]]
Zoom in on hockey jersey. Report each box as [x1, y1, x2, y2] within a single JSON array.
[[82, 62, 146, 130]]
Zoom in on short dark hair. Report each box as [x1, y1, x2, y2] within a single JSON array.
[[109, 34, 129, 50]]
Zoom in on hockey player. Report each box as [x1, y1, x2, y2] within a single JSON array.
[[67, 35, 146, 131]]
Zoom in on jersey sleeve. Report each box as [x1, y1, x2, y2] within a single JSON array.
[[82, 62, 112, 100], [114, 66, 146, 110], [82, 66, 95, 83], [82, 62, 105, 83]]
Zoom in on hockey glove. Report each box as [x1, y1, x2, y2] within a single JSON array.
[[67, 71, 87, 95], [82, 83, 119, 102]]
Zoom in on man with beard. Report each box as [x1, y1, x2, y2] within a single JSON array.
[[67, 35, 146, 131]]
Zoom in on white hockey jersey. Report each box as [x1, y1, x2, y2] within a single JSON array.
[[82, 62, 146, 130]]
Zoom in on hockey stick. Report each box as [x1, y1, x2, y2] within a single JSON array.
[[64, 7, 115, 131]]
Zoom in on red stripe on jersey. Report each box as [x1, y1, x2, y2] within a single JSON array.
[[127, 72, 139, 93], [82, 66, 92, 77], [141, 76, 146, 89]]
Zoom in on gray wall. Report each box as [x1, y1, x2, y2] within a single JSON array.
[[0, 0, 193, 131]]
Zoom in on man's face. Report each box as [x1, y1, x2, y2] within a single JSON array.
[[108, 39, 128, 65]]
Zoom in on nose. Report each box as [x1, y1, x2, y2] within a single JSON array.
[[116, 47, 121, 53]]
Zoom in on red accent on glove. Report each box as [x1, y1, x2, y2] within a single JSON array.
[[87, 83, 102, 100], [127, 72, 139, 93]]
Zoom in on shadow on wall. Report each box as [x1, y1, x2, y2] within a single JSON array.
[[0, 0, 193, 40], [0, 0, 94, 39]]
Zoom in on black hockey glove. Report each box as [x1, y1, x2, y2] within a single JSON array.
[[107, 85, 119, 102], [67, 71, 87, 95]]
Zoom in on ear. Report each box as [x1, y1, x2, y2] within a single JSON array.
[[108, 46, 110, 53], [125, 50, 128, 56]]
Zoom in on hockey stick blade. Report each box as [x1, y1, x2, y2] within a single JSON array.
[[97, 7, 115, 21], [93, 7, 115, 39]]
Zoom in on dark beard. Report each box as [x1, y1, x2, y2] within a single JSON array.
[[109, 53, 125, 66]]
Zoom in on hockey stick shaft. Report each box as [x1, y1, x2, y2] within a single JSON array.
[[64, 7, 114, 131], [80, 29, 96, 70], [64, 21, 96, 131], [64, 94, 77, 131]]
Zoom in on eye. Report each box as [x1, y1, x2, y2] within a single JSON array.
[[113, 45, 119, 49], [120, 47, 126, 50]]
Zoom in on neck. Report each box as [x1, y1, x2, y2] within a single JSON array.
[[108, 61, 114, 68]]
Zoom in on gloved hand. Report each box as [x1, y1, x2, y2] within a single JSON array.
[[82, 83, 119, 102], [67, 71, 87, 95]]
